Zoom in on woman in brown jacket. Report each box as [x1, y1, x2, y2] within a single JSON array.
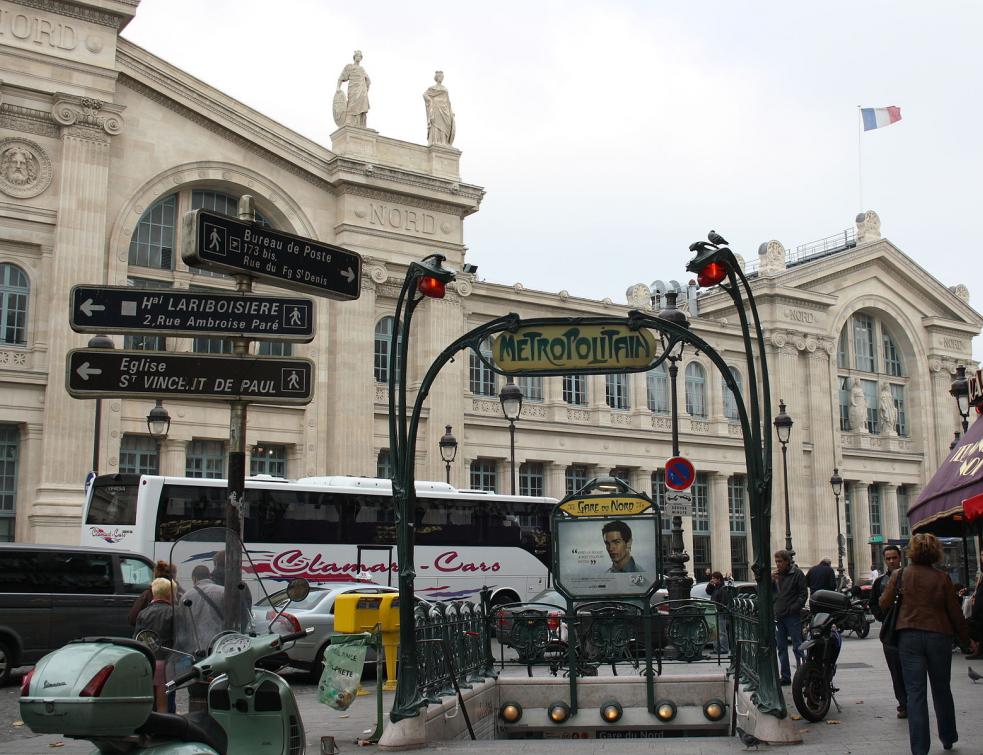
[[879, 533, 978, 755]]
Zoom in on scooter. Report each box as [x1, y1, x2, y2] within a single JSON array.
[[20, 527, 312, 754], [792, 589, 849, 722]]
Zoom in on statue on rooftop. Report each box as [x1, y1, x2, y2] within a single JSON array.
[[423, 70, 455, 146], [334, 50, 371, 128]]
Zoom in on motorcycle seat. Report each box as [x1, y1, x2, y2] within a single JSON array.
[[136, 711, 228, 754]]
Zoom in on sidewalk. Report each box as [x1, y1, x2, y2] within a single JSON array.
[[3, 633, 982, 753]]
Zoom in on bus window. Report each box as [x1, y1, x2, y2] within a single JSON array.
[[156, 484, 225, 541], [242, 489, 343, 544], [347, 494, 396, 545], [85, 483, 138, 526]]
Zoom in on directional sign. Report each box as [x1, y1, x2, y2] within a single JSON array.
[[69, 286, 315, 341], [181, 209, 362, 300], [66, 349, 314, 405], [664, 490, 692, 517], [664, 456, 696, 491], [559, 495, 652, 518]]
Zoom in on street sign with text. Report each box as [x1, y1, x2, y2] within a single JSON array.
[[181, 209, 362, 300], [66, 349, 314, 405], [664, 490, 692, 517], [69, 286, 315, 341]]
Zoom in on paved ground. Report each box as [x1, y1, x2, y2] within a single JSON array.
[[2, 632, 982, 754]]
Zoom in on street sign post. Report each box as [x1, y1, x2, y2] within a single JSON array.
[[664, 490, 692, 517], [664, 456, 696, 491], [182, 209, 362, 300], [69, 285, 316, 341], [66, 349, 314, 405]]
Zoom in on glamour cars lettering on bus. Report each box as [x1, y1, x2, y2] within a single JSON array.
[[493, 324, 658, 372], [88, 526, 133, 544], [244, 548, 501, 582]]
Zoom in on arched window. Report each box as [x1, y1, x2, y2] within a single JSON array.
[[374, 316, 401, 383], [647, 362, 669, 414], [722, 366, 743, 420], [0, 263, 29, 346], [470, 337, 496, 396], [685, 362, 706, 417]]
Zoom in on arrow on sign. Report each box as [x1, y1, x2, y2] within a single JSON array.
[[79, 299, 106, 317], [341, 267, 355, 283], [76, 362, 102, 380]]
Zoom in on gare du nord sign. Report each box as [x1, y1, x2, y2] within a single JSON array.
[[491, 323, 659, 374]]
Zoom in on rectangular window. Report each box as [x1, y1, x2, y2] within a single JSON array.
[[844, 485, 855, 581], [647, 368, 669, 414], [883, 333, 903, 377], [119, 434, 159, 475], [861, 379, 878, 433], [563, 374, 588, 406], [565, 464, 589, 495], [728, 475, 746, 533], [186, 440, 225, 479], [257, 341, 292, 357], [853, 313, 875, 372], [469, 459, 497, 492], [730, 536, 748, 581], [518, 376, 544, 403], [898, 487, 910, 538], [605, 374, 630, 410], [469, 348, 495, 396], [519, 462, 544, 497], [0, 425, 18, 542], [250, 445, 287, 478], [193, 336, 235, 354], [124, 277, 170, 351], [692, 473, 710, 533], [838, 376, 851, 431], [837, 325, 849, 370], [376, 449, 391, 479], [890, 383, 907, 437], [128, 194, 175, 270], [652, 470, 671, 558], [868, 484, 882, 536], [693, 536, 712, 579]]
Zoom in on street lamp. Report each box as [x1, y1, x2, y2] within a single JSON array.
[[829, 468, 846, 589], [87, 335, 114, 474], [950, 431, 961, 451], [950, 365, 970, 433], [438, 424, 458, 484], [499, 378, 523, 495], [146, 399, 171, 474], [774, 399, 794, 559]]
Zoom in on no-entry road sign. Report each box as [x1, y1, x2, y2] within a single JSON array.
[[66, 349, 314, 405], [664, 456, 696, 491], [182, 209, 362, 300], [69, 286, 315, 341]]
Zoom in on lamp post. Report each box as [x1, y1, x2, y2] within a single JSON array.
[[499, 378, 523, 495], [146, 399, 171, 473], [438, 424, 458, 484], [950, 432, 961, 451], [88, 335, 114, 473], [950, 365, 970, 433], [774, 399, 794, 559], [830, 468, 846, 590]]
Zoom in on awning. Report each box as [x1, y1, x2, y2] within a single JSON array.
[[909, 414, 983, 535]]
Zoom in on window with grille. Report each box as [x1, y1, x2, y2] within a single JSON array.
[[693, 473, 710, 533], [193, 336, 235, 354], [838, 376, 851, 431], [518, 376, 543, 402], [124, 277, 170, 351], [186, 440, 225, 478], [898, 487, 910, 537], [250, 445, 286, 477], [685, 362, 706, 417], [469, 338, 496, 396], [0, 263, 29, 347], [565, 465, 589, 495], [376, 449, 391, 479], [189, 190, 270, 280], [837, 324, 849, 369], [647, 363, 669, 413], [374, 316, 400, 383], [257, 340, 292, 356], [728, 476, 746, 533], [0, 425, 18, 542], [890, 383, 907, 436], [723, 366, 742, 420], [853, 313, 875, 372], [868, 484, 882, 536], [470, 459, 497, 492], [119, 435, 159, 475], [129, 194, 176, 270], [605, 373, 629, 409], [519, 462, 544, 497], [563, 374, 588, 406], [652, 469, 671, 557], [844, 486, 855, 580], [883, 331, 903, 377], [861, 379, 878, 433]]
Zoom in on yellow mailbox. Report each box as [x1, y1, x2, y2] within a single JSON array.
[[332, 593, 403, 691], [375, 593, 401, 691]]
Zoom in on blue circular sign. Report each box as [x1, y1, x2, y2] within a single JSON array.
[[664, 456, 696, 491]]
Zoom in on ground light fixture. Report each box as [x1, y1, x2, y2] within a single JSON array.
[[655, 700, 677, 722], [703, 699, 726, 721], [600, 700, 623, 723], [548, 701, 571, 723], [499, 702, 522, 723]]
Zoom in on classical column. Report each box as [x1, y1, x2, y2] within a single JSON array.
[[710, 472, 732, 574], [805, 338, 838, 567], [852, 482, 872, 582], [882, 484, 900, 542], [161, 439, 188, 478], [768, 333, 800, 556], [928, 360, 957, 468], [547, 462, 566, 500], [32, 96, 124, 542]]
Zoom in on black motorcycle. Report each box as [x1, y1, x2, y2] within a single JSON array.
[[792, 589, 850, 722], [800, 587, 870, 640]]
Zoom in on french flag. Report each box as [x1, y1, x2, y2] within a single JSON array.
[[861, 106, 902, 131]]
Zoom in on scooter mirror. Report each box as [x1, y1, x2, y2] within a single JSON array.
[[286, 578, 310, 603], [135, 629, 161, 652]]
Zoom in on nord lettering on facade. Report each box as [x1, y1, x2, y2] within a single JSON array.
[[784, 308, 815, 324], [369, 203, 436, 235], [943, 337, 965, 350], [493, 323, 659, 373], [0, 7, 77, 50]]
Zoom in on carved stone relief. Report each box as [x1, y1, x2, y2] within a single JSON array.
[[0, 137, 52, 198], [758, 240, 786, 276]]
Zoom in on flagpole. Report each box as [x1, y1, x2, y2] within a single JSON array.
[[857, 105, 863, 212]]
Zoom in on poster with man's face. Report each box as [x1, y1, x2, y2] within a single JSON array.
[[554, 516, 660, 599]]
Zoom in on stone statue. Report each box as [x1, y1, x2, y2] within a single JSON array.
[[879, 383, 898, 436], [848, 377, 867, 433], [423, 70, 455, 146], [855, 209, 881, 243], [758, 240, 786, 276], [334, 50, 371, 128]]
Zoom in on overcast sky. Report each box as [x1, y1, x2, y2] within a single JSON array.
[[124, 1, 983, 360]]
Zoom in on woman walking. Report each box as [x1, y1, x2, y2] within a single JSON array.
[[879, 533, 978, 755]]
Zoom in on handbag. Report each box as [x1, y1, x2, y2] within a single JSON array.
[[878, 567, 904, 647]]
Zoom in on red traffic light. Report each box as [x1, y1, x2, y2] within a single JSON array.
[[697, 261, 727, 287], [419, 275, 446, 298]]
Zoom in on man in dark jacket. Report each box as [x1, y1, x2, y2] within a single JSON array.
[[806, 558, 837, 594], [870, 544, 906, 717], [773, 549, 808, 685]]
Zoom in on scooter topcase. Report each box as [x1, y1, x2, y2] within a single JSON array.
[[21, 637, 154, 737], [808, 589, 851, 615]]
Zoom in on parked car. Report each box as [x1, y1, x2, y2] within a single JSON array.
[[0, 544, 154, 685]]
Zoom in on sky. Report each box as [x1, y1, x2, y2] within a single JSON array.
[[123, 1, 983, 360]]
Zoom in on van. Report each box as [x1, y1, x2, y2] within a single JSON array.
[[0, 544, 154, 685]]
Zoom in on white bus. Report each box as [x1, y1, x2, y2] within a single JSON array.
[[81, 473, 556, 606]]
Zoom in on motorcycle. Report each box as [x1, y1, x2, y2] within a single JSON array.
[[20, 527, 313, 754], [800, 587, 870, 640], [792, 589, 850, 722]]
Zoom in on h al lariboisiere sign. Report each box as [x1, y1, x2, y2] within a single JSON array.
[[493, 324, 659, 373]]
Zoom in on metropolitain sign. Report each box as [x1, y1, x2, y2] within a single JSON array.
[[492, 323, 659, 373]]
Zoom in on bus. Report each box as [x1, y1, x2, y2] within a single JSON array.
[[81, 473, 556, 606]]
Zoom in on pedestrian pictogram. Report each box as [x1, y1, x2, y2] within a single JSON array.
[[664, 456, 696, 491]]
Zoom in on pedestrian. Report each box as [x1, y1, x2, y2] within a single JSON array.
[[177, 565, 225, 656], [772, 549, 807, 685], [870, 544, 906, 719], [704, 571, 731, 654], [878, 533, 978, 755], [960, 552, 983, 659], [134, 577, 176, 713], [806, 558, 837, 594], [128, 560, 180, 626]]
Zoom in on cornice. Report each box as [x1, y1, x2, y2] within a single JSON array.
[[0, 104, 59, 138], [326, 158, 484, 212], [336, 183, 473, 216], [14, 0, 134, 28]]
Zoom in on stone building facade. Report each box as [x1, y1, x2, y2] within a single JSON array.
[[1, 0, 979, 583]]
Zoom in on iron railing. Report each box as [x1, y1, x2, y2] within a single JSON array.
[[729, 594, 760, 690], [743, 228, 857, 275]]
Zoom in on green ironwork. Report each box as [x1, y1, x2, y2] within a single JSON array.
[[664, 601, 711, 662], [729, 594, 761, 691]]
